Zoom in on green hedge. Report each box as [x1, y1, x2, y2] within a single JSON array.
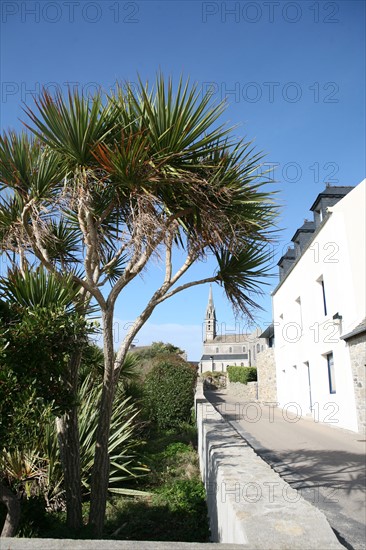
[[144, 358, 197, 429], [227, 366, 257, 385]]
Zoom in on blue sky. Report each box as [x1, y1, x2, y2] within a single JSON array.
[[1, 0, 365, 359]]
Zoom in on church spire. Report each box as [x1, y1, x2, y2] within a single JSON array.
[[205, 284, 217, 342], [208, 284, 214, 307]]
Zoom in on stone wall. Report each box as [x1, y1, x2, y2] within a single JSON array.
[[256, 348, 277, 402], [226, 379, 258, 400], [195, 382, 342, 548], [347, 333, 366, 435]]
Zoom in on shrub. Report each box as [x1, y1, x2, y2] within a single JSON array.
[[154, 478, 207, 514], [227, 366, 257, 384], [201, 370, 226, 389], [144, 358, 196, 429]]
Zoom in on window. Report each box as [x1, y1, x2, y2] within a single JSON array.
[[242, 346, 246, 352], [296, 296, 303, 327], [229, 346, 232, 353], [321, 280, 327, 315], [315, 209, 323, 223], [240, 362, 244, 366], [256, 343, 260, 353], [327, 352, 336, 394], [216, 347, 219, 353], [261, 345, 264, 352], [212, 362, 216, 371], [317, 277, 327, 316]]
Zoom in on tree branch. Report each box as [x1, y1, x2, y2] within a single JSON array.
[[21, 202, 106, 308], [164, 234, 173, 284], [155, 276, 218, 305]]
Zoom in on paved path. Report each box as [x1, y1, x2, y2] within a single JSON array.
[[205, 389, 366, 550]]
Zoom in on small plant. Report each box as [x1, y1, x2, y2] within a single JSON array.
[[227, 366, 257, 384]]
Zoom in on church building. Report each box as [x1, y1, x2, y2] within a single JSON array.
[[199, 286, 265, 373]]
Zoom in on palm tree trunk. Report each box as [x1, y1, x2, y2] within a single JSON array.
[[88, 308, 117, 537], [56, 350, 82, 532]]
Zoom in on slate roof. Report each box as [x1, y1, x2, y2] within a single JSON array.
[[206, 334, 257, 343], [259, 324, 274, 339], [291, 220, 316, 242], [201, 354, 249, 361], [341, 318, 366, 341], [310, 185, 354, 211], [277, 247, 296, 266]]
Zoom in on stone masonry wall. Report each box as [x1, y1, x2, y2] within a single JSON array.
[[227, 380, 258, 400], [256, 348, 277, 402], [348, 333, 366, 435]]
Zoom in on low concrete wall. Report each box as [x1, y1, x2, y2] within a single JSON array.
[[195, 383, 342, 548]]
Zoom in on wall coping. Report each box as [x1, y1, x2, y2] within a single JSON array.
[[195, 382, 342, 548]]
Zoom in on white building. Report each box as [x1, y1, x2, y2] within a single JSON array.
[[273, 181, 366, 433], [199, 286, 265, 373]]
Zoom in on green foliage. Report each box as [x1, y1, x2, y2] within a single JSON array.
[[0, 267, 83, 311], [103, 424, 209, 543], [144, 358, 197, 430], [77, 373, 146, 494], [0, 268, 91, 436], [227, 366, 257, 384], [129, 342, 186, 385], [149, 342, 184, 356], [154, 479, 207, 514], [78, 342, 105, 383], [0, 370, 147, 536], [0, 303, 87, 416]]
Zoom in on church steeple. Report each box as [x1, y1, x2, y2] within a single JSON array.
[[205, 285, 217, 342]]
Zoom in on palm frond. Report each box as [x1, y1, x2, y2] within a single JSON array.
[[44, 219, 82, 264], [0, 131, 65, 202], [0, 267, 82, 311], [214, 242, 274, 317], [24, 89, 118, 166]]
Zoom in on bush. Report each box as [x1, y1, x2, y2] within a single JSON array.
[[227, 366, 257, 384], [144, 357, 196, 430]]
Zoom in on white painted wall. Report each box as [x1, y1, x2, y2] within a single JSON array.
[[273, 180, 366, 432]]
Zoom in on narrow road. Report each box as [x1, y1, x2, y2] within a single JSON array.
[[205, 388, 366, 550]]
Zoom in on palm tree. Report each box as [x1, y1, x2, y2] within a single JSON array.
[[0, 75, 278, 536]]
